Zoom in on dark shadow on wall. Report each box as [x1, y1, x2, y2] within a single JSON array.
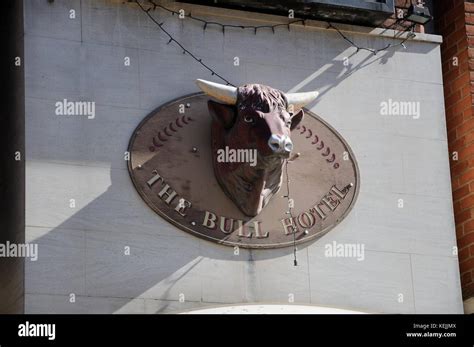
[[0, 0, 25, 314]]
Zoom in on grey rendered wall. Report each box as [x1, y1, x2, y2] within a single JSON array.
[[24, 0, 463, 313]]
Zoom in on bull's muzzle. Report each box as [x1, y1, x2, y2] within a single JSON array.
[[268, 134, 293, 154]]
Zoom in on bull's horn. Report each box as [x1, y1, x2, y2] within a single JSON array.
[[196, 79, 238, 105], [285, 91, 319, 110]]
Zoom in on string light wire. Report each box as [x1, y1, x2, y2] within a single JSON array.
[[149, 0, 306, 33], [136, 1, 417, 85], [284, 159, 298, 266], [327, 22, 416, 55], [135, 0, 236, 86]]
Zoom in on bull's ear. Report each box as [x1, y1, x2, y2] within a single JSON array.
[[290, 109, 304, 130], [208, 100, 236, 129]]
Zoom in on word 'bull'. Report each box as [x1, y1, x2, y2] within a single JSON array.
[[197, 79, 319, 217]]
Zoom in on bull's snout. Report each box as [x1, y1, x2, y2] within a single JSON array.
[[268, 134, 293, 154]]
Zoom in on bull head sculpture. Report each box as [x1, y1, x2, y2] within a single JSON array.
[[196, 79, 319, 217]]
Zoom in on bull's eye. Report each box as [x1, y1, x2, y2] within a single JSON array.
[[243, 115, 255, 124], [286, 121, 291, 127]]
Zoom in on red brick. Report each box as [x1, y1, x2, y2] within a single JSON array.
[[442, 22, 454, 34], [444, 46, 459, 62], [457, 118, 474, 136], [454, 184, 471, 201], [457, 223, 464, 239], [443, 60, 452, 76], [453, 177, 461, 191], [459, 245, 471, 262], [452, 72, 471, 91], [453, 161, 469, 178], [459, 168, 474, 185], [460, 46, 469, 60], [461, 270, 472, 285], [455, 200, 462, 213], [452, 0, 468, 16], [464, 219, 474, 233], [459, 256, 474, 274], [459, 230, 474, 248], [464, 131, 474, 145], [464, 109, 474, 120], [447, 112, 464, 130], [446, 103, 454, 119], [458, 142, 474, 159], [461, 84, 471, 98], [453, 100, 468, 115], [466, 2, 474, 13], [447, 3, 464, 22], [460, 194, 474, 210], [446, 89, 462, 107], [448, 128, 458, 144], [448, 26, 467, 46], [445, 84, 453, 98], [456, 209, 472, 223], [462, 281, 474, 298], [450, 135, 466, 150]]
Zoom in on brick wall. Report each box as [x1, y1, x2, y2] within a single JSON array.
[[383, 0, 432, 34], [435, 0, 474, 307]]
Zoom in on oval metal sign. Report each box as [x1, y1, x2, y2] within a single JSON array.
[[128, 93, 359, 248]]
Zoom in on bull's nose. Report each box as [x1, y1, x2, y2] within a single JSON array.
[[268, 134, 293, 154], [283, 137, 293, 152], [268, 134, 282, 152]]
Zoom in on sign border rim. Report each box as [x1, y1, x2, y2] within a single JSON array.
[[127, 92, 361, 249]]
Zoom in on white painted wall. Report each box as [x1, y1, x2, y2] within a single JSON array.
[[24, 0, 463, 313]]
